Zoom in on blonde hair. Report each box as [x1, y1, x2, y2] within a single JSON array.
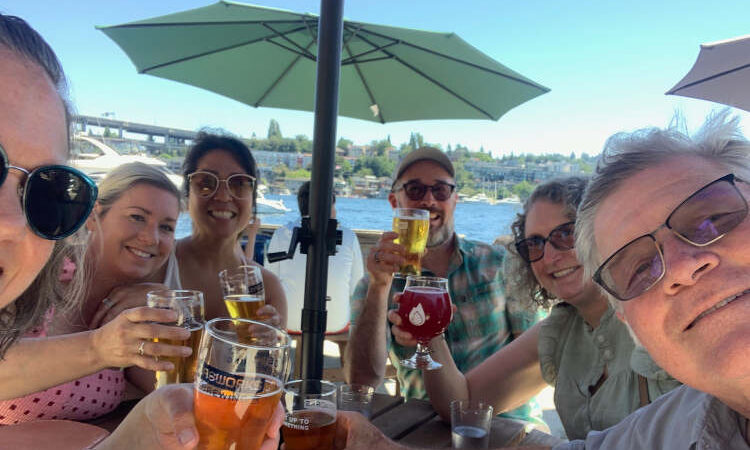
[[97, 162, 181, 217]]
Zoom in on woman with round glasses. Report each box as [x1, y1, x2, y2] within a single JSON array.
[[415, 176, 679, 440], [174, 133, 287, 326], [0, 162, 191, 423]]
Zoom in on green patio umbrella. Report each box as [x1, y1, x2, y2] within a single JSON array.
[[98, 0, 548, 381], [98, 1, 548, 123]]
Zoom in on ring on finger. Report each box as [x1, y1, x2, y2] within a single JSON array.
[[374, 251, 382, 263], [137, 340, 146, 357], [101, 297, 114, 308]]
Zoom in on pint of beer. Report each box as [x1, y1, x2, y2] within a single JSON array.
[[282, 379, 337, 450], [393, 208, 429, 276], [219, 265, 265, 320], [194, 318, 290, 450], [147, 290, 205, 388]]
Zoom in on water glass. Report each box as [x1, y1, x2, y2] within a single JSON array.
[[337, 384, 374, 419], [450, 400, 493, 449]]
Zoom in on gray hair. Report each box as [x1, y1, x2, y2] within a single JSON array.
[[0, 14, 83, 358], [576, 109, 750, 313], [504, 176, 589, 308], [97, 162, 181, 217]]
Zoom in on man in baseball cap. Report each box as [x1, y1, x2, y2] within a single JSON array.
[[345, 147, 543, 424]]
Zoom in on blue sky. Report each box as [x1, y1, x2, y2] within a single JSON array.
[[4, 0, 750, 157]]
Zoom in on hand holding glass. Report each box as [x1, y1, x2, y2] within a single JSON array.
[[194, 318, 290, 450], [398, 276, 452, 370], [146, 289, 205, 388]]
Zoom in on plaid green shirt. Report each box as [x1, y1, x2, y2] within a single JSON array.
[[350, 236, 545, 423]]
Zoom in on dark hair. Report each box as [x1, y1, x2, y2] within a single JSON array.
[[182, 132, 258, 212], [0, 14, 83, 359], [297, 181, 335, 216], [0, 14, 72, 141], [504, 176, 589, 307]]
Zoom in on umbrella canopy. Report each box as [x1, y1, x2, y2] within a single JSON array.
[[667, 34, 750, 112], [98, 0, 548, 123]]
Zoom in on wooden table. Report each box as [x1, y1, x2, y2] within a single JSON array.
[[89, 393, 565, 448], [369, 394, 565, 448]]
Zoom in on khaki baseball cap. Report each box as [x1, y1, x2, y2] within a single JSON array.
[[393, 147, 455, 183]]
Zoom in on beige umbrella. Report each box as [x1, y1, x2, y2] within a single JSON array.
[[667, 34, 750, 112]]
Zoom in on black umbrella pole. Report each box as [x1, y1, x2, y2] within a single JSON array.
[[301, 0, 345, 381]]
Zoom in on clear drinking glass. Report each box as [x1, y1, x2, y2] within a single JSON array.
[[194, 318, 290, 450], [219, 265, 265, 320], [397, 276, 452, 370], [146, 289, 205, 388], [450, 400, 493, 449], [337, 383, 374, 419], [392, 208, 429, 277], [282, 379, 338, 450]]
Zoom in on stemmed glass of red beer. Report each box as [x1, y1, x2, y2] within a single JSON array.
[[398, 276, 453, 370]]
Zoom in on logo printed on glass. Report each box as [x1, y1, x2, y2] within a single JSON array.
[[199, 363, 249, 395], [247, 282, 264, 296], [409, 304, 427, 326]]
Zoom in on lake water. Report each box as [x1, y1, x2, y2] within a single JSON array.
[[176, 194, 523, 244]]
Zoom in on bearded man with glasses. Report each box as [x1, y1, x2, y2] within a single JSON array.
[[345, 147, 545, 425]]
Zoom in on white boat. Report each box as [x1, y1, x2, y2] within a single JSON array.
[[71, 134, 183, 186], [71, 135, 289, 213]]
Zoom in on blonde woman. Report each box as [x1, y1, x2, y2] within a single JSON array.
[[0, 162, 190, 422]]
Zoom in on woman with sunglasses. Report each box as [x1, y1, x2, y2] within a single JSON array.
[[174, 133, 287, 326], [0, 14, 284, 449], [0, 162, 190, 422], [405, 176, 679, 440]]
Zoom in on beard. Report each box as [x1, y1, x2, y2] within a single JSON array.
[[427, 220, 454, 248]]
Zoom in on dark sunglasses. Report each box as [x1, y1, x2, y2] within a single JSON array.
[[394, 180, 456, 202], [594, 174, 747, 301], [515, 221, 576, 263], [0, 143, 97, 240], [187, 171, 256, 200]]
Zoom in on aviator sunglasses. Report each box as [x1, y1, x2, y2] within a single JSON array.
[[187, 171, 256, 200], [594, 174, 748, 301], [0, 143, 97, 240], [393, 180, 456, 202], [515, 221, 576, 263]]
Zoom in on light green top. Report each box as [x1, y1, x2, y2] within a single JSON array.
[[538, 303, 681, 440]]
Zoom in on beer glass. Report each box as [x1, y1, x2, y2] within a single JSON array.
[[282, 379, 337, 450], [194, 318, 290, 450], [146, 289, 205, 388], [397, 276, 452, 370], [392, 208, 429, 277], [219, 265, 266, 320]]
